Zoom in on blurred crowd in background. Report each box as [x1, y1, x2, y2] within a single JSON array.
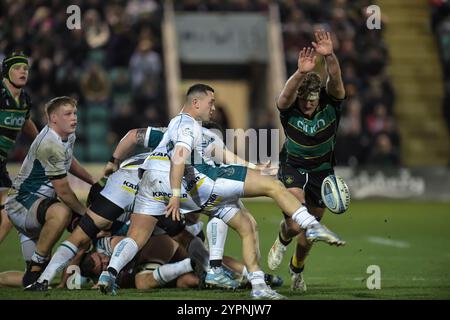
[[1, 0, 402, 167], [430, 0, 450, 143]]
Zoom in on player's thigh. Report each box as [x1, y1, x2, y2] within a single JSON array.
[[5, 197, 43, 239], [127, 213, 158, 248], [243, 169, 280, 197]]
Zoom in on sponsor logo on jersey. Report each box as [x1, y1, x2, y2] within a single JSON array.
[[150, 152, 169, 158], [152, 191, 188, 198], [201, 193, 222, 210], [185, 176, 201, 192], [296, 118, 326, 134], [123, 181, 138, 190], [182, 127, 193, 138], [3, 115, 25, 127]]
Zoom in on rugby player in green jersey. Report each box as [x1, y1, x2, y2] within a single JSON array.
[[267, 30, 346, 292], [0, 52, 39, 245]]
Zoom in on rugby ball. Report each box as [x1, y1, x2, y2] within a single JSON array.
[[321, 175, 350, 214]]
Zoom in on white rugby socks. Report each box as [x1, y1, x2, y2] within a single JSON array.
[[39, 240, 78, 283], [292, 206, 318, 229], [248, 270, 268, 290], [153, 258, 193, 286], [207, 217, 228, 267], [107, 237, 138, 276]]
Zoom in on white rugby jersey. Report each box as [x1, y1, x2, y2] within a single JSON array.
[[141, 114, 226, 206], [10, 125, 75, 209]]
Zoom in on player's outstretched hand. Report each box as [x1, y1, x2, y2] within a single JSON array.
[[312, 29, 333, 56], [298, 47, 317, 73], [165, 196, 181, 221]]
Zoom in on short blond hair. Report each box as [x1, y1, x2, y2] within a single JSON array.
[[45, 96, 77, 118]]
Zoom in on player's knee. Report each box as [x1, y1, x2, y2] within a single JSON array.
[[267, 180, 285, 196], [78, 214, 101, 240]]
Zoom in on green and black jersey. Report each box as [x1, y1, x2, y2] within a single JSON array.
[[278, 87, 344, 173], [0, 81, 32, 160]]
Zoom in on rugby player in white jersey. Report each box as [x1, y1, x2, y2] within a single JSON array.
[[5, 96, 94, 287], [98, 84, 345, 300], [26, 124, 235, 291]]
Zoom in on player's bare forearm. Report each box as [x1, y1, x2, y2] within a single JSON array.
[[52, 177, 86, 215], [69, 158, 94, 185], [278, 70, 307, 109], [324, 53, 345, 99], [22, 118, 39, 140], [112, 128, 147, 161]]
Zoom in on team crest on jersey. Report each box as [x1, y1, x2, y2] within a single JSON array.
[[285, 175, 294, 185], [222, 167, 235, 177], [182, 127, 193, 138]]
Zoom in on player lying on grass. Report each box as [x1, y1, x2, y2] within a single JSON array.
[[97, 84, 345, 300], [80, 233, 200, 290]]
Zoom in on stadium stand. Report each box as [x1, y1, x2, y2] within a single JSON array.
[[1, 0, 401, 167]]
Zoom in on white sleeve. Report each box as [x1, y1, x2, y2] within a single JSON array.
[[171, 116, 195, 152]]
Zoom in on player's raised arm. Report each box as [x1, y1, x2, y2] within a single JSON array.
[[278, 47, 317, 109], [312, 29, 345, 99]]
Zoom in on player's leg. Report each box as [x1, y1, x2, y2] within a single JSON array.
[[29, 208, 114, 290], [224, 207, 285, 299], [287, 207, 324, 292], [135, 235, 198, 289], [99, 213, 157, 294], [289, 170, 331, 291], [268, 187, 304, 271], [243, 169, 344, 246], [22, 199, 72, 287], [0, 205, 13, 245], [29, 172, 138, 290], [0, 271, 24, 288], [207, 217, 228, 269], [204, 216, 237, 288]]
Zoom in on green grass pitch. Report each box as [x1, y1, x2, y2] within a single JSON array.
[[0, 200, 449, 300]]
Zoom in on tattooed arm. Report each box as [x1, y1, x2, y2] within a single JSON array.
[[104, 128, 148, 176]]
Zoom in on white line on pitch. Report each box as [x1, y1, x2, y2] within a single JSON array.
[[367, 236, 410, 248]]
